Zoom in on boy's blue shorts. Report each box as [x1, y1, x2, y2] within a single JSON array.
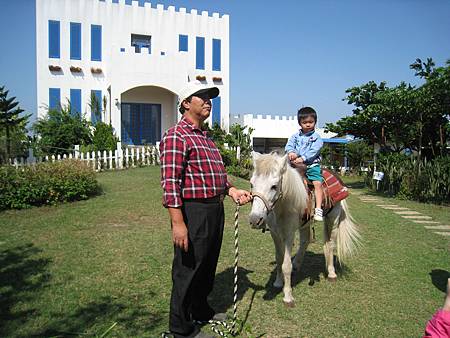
[[306, 165, 323, 182]]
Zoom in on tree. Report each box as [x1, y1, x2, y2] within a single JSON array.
[[346, 140, 373, 169], [32, 102, 92, 156], [0, 86, 30, 160]]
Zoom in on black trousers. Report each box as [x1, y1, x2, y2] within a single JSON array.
[[169, 199, 225, 338]]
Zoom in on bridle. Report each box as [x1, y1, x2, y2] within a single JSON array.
[[251, 174, 284, 216]]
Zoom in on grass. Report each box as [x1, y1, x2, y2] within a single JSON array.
[[0, 168, 449, 337]]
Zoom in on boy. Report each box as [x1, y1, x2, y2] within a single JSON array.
[[285, 106, 324, 221]]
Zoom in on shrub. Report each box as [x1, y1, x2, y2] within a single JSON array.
[[370, 153, 450, 204], [0, 160, 100, 210], [82, 122, 119, 153]]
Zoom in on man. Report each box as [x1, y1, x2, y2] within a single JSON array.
[[160, 81, 252, 338]]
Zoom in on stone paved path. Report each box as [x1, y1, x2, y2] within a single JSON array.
[[353, 191, 450, 238]]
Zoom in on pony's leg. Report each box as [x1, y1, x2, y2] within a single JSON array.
[[270, 230, 284, 288], [323, 204, 340, 281], [281, 232, 295, 305], [292, 223, 311, 271]]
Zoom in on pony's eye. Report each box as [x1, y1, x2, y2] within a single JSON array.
[[271, 185, 277, 190]]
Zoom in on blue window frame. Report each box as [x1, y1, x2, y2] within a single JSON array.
[[196, 37, 205, 70], [179, 34, 188, 52], [121, 103, 161, 145], [91, 90, 102, 124], [49, 88, 61, 110], [70, 89, 82, 117], [70, 22, 82, 60], [48, 20, 60, 58], [212, 39, 221, 71], [91, 25, 102, 61], [212, 96, 221, 126]]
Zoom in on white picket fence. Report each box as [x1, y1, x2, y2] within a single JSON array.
[[9, 143, 160, 172]]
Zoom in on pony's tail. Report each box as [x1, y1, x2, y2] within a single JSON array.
[[336, 199, 361, 263]]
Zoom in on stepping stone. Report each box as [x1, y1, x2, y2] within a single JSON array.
[[412, 220, 440, 224], [402, 215, 432, 219], [383, 207, 410, 210], [425, 225, 450, 230], [376, 204, 399, 207], [434, 232, 450, 237], [394, 211, 422, 215]]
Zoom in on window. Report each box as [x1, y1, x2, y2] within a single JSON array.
[[70, 89, 82, 117], [179, 34, 188, 52], [91, 90, 102, 124], [49, 88, 60, 110], [196, 37, 205, 70], [212, 39, 221, 71], [91, 25, 102, 61], [48, 20, 60, 58], [131, 34, 151, 54], [70, 23, 81, 60], [212, 96, 221, 126]]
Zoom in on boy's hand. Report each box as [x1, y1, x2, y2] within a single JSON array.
[[288, 152, 298, 161], [293, 157, 304, 164]]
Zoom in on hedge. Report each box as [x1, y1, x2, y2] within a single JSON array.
[[0, 160, 100, 210]]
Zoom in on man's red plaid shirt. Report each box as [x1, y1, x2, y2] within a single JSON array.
[[160, 117, 231, 208]]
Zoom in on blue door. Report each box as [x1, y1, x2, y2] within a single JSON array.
[[121, 103, 161, 145]]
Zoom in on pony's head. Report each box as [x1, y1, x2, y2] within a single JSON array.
[[249, 151, 288, 229]]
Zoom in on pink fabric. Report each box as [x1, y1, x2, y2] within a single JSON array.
[[423, 309, 450, 338]]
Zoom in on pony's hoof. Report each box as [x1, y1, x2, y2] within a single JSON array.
[[284, 300, 295, 308], [327, 277, 337, 282]]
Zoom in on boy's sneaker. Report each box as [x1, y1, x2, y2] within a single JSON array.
[[314, 208, 323, 221]]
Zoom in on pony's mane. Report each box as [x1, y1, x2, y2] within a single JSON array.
[[254, 153, 308, 213]]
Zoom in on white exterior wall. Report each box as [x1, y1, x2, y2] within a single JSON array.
[[36, 0, 229, 143]]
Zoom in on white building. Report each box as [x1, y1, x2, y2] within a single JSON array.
[[230, 113, 337, 153], [36, 0, 229, 145]]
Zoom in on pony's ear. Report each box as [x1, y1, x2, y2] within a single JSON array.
[[279, 154, 288, 173], [252, 151, 261, 163]]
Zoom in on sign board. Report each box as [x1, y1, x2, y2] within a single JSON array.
[[373, 171, 384, 181]]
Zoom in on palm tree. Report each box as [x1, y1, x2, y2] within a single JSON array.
[[0, 86, 30, 160]]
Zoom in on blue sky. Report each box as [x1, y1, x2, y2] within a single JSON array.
[[1, 0, 449, 126]]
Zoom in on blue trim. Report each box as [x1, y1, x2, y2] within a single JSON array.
[[120, 47, 125, 52], [91, 90, 102, 124], [91, 25, 102, 61], [70, 22, 82, 60], [196, 37, 205, 70], [212, 96, 221, 126], [323, 138, 351, 144], [48, 20, 60, 59], [179, 34, 188, 52], [49, 88, 60, 110], [212, 39, 221, 71], [70, 89, 82, 117]]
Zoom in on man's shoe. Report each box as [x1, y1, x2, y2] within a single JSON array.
[[194, 332, 217, 338], [194, 312, 227, 324]]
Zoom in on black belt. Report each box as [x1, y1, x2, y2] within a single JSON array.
[[183, 194, 225, 204]]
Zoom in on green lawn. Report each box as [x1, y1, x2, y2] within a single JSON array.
[[1, 167, 449, 337]]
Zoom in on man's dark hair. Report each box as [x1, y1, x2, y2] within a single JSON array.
[[179, 96, 192, 114], [297, 106, 317, 124]]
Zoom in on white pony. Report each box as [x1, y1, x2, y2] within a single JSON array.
[[248, 152, 360, 306]]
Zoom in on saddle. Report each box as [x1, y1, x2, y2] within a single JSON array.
[[290, 163, 349, 220]]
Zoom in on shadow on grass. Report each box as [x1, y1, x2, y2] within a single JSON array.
[[0, 243, 52, 337], [31, 293, 164, 337], [262, 251, 351, 301], [345, 180, 367, 190], [430, 269, 450, 293]]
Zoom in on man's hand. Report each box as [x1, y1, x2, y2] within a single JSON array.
[[288, 152, 298, 161], [168, 208, 189, 252], [228, 187, 252, 205]]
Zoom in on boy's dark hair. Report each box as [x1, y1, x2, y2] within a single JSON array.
[[297, 106, 317, 124]]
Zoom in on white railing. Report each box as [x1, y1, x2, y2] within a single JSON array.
[[7, 142, 160, 172]]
